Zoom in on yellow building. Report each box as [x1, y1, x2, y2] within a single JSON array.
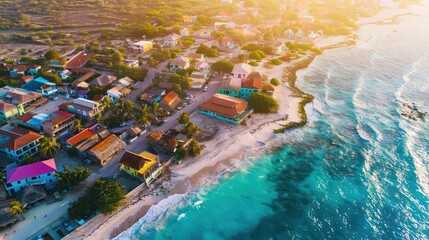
[[119, 151, 159, 181], [131, 41, 153, 52]]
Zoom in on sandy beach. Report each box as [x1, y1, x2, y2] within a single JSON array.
[[64, 6, 414, 240]]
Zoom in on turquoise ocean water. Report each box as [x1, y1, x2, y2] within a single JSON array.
[[117, 2, 429, 239]]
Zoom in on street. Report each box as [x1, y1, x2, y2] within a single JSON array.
[[1, 66, 221, 240]]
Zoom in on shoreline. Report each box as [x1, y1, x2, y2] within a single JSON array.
[[65, 6, 414, 240]]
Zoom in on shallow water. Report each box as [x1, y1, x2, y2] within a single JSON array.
[[116, 3, 429, 240]]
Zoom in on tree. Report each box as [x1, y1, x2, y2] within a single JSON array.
[[111, 51, 125, 66], [39, 136, 59, 158], [196, 44, 218, 57], [56, 166, 91, 190], [44, 49, 60, 60], [136, 104, 151, 127], [270, 78, 280, 86], [175, 146, 188, 160], [10, 201, 26, 220], [89, 178, 126, 214], [211, 60, 233, 74], [187, 139, 203, 157], [177, 112, 190, 125], [151, 102, 163, 116], [71, 119, 84, 133], [181, 122, 200, 138], [248, 92, 279, 113], [39, 69, 62, 85]]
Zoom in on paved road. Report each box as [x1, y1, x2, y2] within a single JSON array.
[[2, 72, 221, 240]]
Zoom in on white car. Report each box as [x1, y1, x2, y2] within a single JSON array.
[[203, 86, 208, 92]]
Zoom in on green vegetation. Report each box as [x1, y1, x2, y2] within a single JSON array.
[[44, 49, 60, 60], [56, 166, 91, 191], [248, 92, 279, 113], [0, 78, 21, 88], [270, 78, 280, 86], [196, 44, 219, 58], [274, 56, 316, 133], [248, 61, 259, 67], [187, 139, 203, 158], [211, 60, 233, 74], [249, 50, 267, 61], [68, 178, 125, 219], [270, 58, 282, 65], [39, 136, 59, 158], [10, 201, 26, 219]]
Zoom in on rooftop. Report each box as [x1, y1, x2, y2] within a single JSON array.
[[6, 159, 56, 183], [65, 51, 95, 68], [241, 79, 263, 89], [119, 151, 158, 175], [0, 126, 43, 151], [198, 93, 248, 118], [232, 63, 252, 74]]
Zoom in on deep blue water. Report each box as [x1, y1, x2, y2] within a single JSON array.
[[116, 3, 429, 240]]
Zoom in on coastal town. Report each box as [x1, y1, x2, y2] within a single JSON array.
[[0, 0, 411, 239]]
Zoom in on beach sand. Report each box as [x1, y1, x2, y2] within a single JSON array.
[[64, 7, 413, 239]]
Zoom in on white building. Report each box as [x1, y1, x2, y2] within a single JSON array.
[[4, 159, 57, 196], [130, 41, 153, 52], [231, 63, 252, 79]]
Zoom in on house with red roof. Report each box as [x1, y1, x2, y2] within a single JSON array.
[[8, 64, 41, 78], [221, 36, 235, 49], [4, 159, 57, 196], [240, 78, 263, 99], [159, 91, 181, 112], [0, 86, 46, 122], [65, 51, 95, 68], [0, 126, 43, 162], [198, 93, 253, 124]]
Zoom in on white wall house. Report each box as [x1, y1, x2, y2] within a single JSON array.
[[4, 159, 57, 196], [0, 126, 42, 162]]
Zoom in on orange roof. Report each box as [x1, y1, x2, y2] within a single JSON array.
[[16, 112, 36, 122], [65, 52, 95, 68], [198, 94, 248, 118], [89, 134, 116, 153], [0, 101, 16, 112], [241, 79, 263, 89], [222, 36, 234, 43], [148, 130, 163, 141], [10, 64, 41, 72], [50, 110, 75, 126], [66, 129, 95, 146], [0, 127, 43, 151], [162, 91, 179, 104]]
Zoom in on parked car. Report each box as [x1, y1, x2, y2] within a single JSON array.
[[63, 222, 74, 232], [75, 219, 85, 226], [176, 105, 183, 110], [83, 159, 92, 165], [203, 86, 208, 92]]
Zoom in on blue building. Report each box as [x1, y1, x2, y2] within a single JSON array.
[[239, 79, 263, 100], [22, 77, 58, 96]]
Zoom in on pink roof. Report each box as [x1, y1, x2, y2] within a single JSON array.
[[6, 159, 57, 183]]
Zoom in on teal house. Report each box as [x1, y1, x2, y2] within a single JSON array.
[[239, 79, 263, 100], [217, 78, 241, 98], [22, 77, 58, 96], [198, 93, 253, 124], [9, 64, 41, 78]]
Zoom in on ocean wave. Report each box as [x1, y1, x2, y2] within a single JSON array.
[[394, 56, 425, 102], [113, 193, 187, 240]]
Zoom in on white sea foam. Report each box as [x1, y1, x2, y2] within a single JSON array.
[[177, 213, 186, 221], [113, 193, 187, 240]]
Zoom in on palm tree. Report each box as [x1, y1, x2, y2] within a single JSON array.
[[187, 139, 203, 157], [10, 201, 26, 220], [182, 122, 200, 138], [136, 105, 151, 127], [177, 112, 190, 125], [39, 136, 59, 158], [123, 100, 137, 120], [151, 102, 163, 116], [71, 119, 84, 133]]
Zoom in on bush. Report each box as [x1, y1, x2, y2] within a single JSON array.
[[270, 78, 280, 86], [270, 58, 282, 65], [248, 61, 259, 66], [248, 92, 279, 113], [211, 60, 233, 73], [196, 44, 218, 57]]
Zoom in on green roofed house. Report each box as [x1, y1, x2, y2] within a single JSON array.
[[198, 93, 253, 124]]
